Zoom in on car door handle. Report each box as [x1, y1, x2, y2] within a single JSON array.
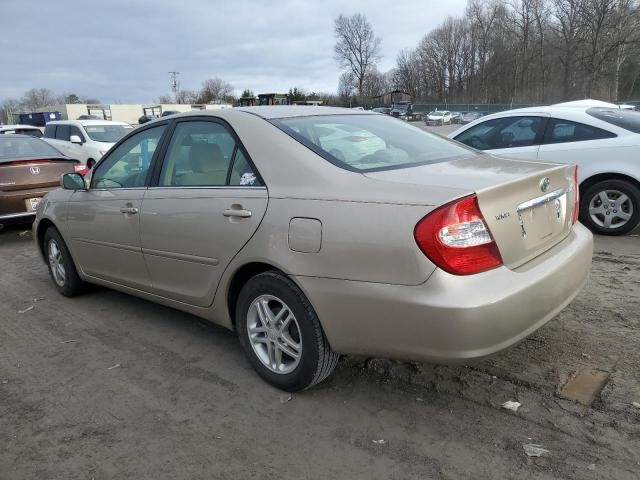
[[223, 208, 252, 218], [120, 207, 139, 215]]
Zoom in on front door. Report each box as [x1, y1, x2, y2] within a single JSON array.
[[453, 115, 548, 160], [64, 124, 167, 290], [140, 118, 268, 307]]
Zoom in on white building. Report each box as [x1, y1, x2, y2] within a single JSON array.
[[32, 103, 232, 125]]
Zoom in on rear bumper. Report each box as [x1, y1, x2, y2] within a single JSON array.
[[0, 188, 55, 221], [295, 224, 593, 363]]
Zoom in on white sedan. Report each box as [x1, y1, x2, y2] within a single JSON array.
[[424, 111, 452, 126], [449, 106, 640, 235]]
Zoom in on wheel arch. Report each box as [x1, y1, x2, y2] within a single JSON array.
[[580, 172, 640, 196], [36, 217, 57, 259], [226, 261, 287, 328]]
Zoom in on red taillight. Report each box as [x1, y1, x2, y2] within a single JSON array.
[[414, 194, 503, 275], [572, 166, 580, 225], [74, 163, 88, 176]]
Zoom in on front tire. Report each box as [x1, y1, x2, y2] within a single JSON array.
[[580, 179, 639, 236], [44, 227, 85, 296], [236, 271, 339, 391]]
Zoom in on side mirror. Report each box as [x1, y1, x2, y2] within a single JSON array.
[[61, 173, 86, 190], [70, 135, 83, 144]]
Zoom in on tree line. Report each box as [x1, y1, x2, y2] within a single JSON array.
[[335, 0, 640, 106]]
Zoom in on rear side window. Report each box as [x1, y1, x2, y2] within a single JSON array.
[[43, 124, 56, 138], [587, 107, 640, 133], [454, 116, 546, 150], [543, 118, 616, 144], [55, 125, 71, 141], [272, 114, 474, 172]]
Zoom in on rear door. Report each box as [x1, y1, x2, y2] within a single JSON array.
[[63, 124, 167, 290], [453, 115, 548, 160], [140, 118, 268, 307], [537, 117, 618, 166]]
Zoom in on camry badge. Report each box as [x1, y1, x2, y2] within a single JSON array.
[[29, 166, 41, 175], [539, 177, 550, 192]]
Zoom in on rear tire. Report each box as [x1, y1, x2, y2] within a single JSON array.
[[236, 271, 339, 391], [580, 179, 639, 236], [44, 227, 85, 297]]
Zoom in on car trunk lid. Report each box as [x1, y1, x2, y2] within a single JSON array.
[[364, 154, 577, 269], [0, 157, 78, 191]]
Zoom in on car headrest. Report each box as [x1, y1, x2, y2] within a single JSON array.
[[189, 142, 224, 173]]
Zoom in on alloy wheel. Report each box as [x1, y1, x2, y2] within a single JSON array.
[[588, 189, 634, 230], [246, 295, 302, 374], [48, 239, 66, 287]]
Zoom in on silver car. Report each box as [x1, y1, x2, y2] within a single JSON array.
[[33, 107, 593, 391]]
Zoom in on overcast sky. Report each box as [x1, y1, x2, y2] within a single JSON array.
[[1, 0, 468, 104]]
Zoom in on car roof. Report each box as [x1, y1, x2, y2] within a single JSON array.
[[234, 106, 377, 119], [47, 119, 131, 127], [0, 124, 40, 130]]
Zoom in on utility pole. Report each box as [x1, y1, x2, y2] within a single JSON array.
[[169, 71, 180, 103]]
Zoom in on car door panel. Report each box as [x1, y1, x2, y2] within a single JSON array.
[[65, 189, 149, 288], [63, 124, 167, 290], [138, 118, 267, 307], [140, 188, 268, 306]]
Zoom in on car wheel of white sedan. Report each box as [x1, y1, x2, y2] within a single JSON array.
[[44, 227, 85, 297], [580, 179, 640, 235], [236, 271, 339, 391]]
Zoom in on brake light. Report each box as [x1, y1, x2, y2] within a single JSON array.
[[572, 166, 579, 225], [74, 163, 88, 176], [414, 194, 503, 275]]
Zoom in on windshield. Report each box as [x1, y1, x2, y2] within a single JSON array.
[[430, 112, 443, 117], [587, 107, 640, 133], [271, 114, 475, 172], [0, 136, 64, 161], [84, 124, 133, 143]]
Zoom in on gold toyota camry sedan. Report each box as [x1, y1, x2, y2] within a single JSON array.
[[33, 107, 593, 391]]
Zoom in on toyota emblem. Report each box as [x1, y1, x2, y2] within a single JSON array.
[[29, 166, 41, 175], [539, 177, 550, 192]]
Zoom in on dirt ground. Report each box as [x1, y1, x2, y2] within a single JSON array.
[[0, 222, 638, 480]]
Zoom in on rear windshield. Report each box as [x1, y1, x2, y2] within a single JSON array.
[[0, 136, 64, 161], [271, 114, 475, 172], [84, 124, 133, 142], [587, 107, 640, 133]]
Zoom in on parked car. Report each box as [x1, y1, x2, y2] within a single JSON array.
[[449, 106, 640, 235], [390, 102, 413, 119], [372, 107, 391, 114], [459, 111, 485, 124], [34, 107, 592, 391], [450, 112, 463, 124], [42, 120, 133, 170], [0, 135, 81, 227], [0, 125, 43, 137], [161, 110, 181, 117], [424, 111, 452, 126], [77, 115, 102, 120]]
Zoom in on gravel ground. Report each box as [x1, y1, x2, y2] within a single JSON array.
[[0, 219, 638, 479]]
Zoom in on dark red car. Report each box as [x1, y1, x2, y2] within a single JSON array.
[[0, 135, 84, 227]]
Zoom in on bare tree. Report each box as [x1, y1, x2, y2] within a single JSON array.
[[197, 78, 235, 104], [334, 13, 382, 102], [21, 88, 63, 110], [338, 71, 357, 106]]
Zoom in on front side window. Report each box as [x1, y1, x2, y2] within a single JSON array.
[[69, 126, 84, 141], [91, 125, 165, 189], [454, 116, 546, 150], [543, 118, 617, 144], [159, 120, 260, 187], [272, 114, 474, 172], [55, 124, 71, 141]]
